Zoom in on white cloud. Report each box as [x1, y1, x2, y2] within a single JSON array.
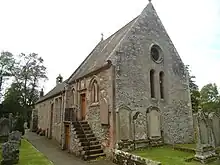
[[0, 0, 219, 93]]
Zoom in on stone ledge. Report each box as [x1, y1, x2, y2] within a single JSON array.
[[113, 149, 161, 165], [173, 146, 196, 153]]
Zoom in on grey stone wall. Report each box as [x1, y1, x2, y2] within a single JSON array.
[[69, 124, 81, 156], [110, 3, 194, 144], [113, 149, 161, 165], [65, 68, 114, 156], [86, 68, 113, 156]]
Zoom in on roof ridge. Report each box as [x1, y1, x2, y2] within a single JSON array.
[[66, 40, 102, 83], [107, 16, 140, 61], [67, 16, 139, 83]]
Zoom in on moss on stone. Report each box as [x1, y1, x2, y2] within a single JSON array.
[[131, 146, 219, 165]]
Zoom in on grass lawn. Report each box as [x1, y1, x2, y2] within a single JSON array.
[[131, 146, 219, 165], [175, 143, 197, 149], [0, 139, 53, 165]]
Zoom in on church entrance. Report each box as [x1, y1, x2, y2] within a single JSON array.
[[80, 93, 86, 120], [65, 124, 70, 150]]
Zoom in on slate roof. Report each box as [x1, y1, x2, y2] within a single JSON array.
[[36, 80, 67, 104], [36, 2, 157, 104], [36, 16, 139, 104], [68, 16, 139, 83]]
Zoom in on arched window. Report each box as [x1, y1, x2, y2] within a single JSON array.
[[91, 80, 99, 103], [159, 71, 164, 99], [150, 69, 155, 98]]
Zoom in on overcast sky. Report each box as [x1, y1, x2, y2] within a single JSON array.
[[0, 0, 219, 93]]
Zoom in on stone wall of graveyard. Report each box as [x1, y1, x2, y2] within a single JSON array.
[[109, 4, 194, 145], [65, 67, 115, 156], [113, 149, 161, 165]]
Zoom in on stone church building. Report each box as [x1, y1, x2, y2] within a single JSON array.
[[33, 1, 194, 160]]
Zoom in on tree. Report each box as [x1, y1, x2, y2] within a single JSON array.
[[2, 83, 24, 115], [0, 52, 15, 98], [185, 65, 200, 113], [200, 83, 220, 112], [1, 52, 47, 121], [11, 53, 47, 109]]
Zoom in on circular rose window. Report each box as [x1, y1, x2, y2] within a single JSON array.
[[150, 45, 163, 63]]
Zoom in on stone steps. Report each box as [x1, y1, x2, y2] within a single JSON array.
[[73, 120, 105, 161], [76, 133, 95, 139], [79, 140, 100, 146], [82, 144, 102, 150], [83, 153, 106, 161]]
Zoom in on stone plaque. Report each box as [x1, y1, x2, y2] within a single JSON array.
[[100, 98, 109, 125], [199, 120, 209, 144], [148, 109, 161, 138], [0, 118, 10, 137], [119, 106, 132, 140], [209, 113, 220, 146], [134, 112, 147, 140]]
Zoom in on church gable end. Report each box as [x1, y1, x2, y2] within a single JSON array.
[[114, 2, 194, 144]]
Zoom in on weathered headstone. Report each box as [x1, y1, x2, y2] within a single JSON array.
[[118, 106, 132, 140], [194, 111, 217, 164], [0, 118, 10, 143], [100, 98, 109, 125], [147, 109, 161, 139], [134, 112, 147, 140], [1, 141, 20, 165], [209, 112, 220, 147], [8, 131, 22, 146]]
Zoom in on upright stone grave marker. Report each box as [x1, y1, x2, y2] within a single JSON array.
[[209, 112, 220, 147], [194, 111, 217, 164], [0, 118, 10, 143], [8, 131, 22, 146], [1, 141, 20, 165]]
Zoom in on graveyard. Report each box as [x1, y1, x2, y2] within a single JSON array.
[[0, 139, 52, 165], [0, 114, 52, 165], [113, 110, 220, 165]]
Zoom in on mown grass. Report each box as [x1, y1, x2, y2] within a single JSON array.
[[175, 143, 197, 149], [131, 146, 219, 165], [0, 139, 53, 165]]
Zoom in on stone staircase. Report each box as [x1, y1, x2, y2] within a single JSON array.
[[72, 121, 105, 160], [149, 138, 163, 147]]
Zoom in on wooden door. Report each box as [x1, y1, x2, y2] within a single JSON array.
[[49, 103, 54, 139], [81, 94, 86, 120], [65, 125, 70, 150]]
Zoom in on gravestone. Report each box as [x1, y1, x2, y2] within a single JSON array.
[[209, 112, 220, 147], [194, 111, 217, 164], [134, 112, 147, 140], [1, 141, 20, 165], [8, 131, 22, 146], [100, 98, 109, 125], [118, 106, 132, 140], [147, 109, 161, 139], [0, 118, 10, 143]]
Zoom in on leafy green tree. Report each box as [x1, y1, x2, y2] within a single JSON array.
[[2, 83, 24, 115], [185, 65, 200, 113], [200, 83, 220, 112], [2, 52, 47, 121], [0, 51, 15, 98], [10, 53, 47, 108]]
